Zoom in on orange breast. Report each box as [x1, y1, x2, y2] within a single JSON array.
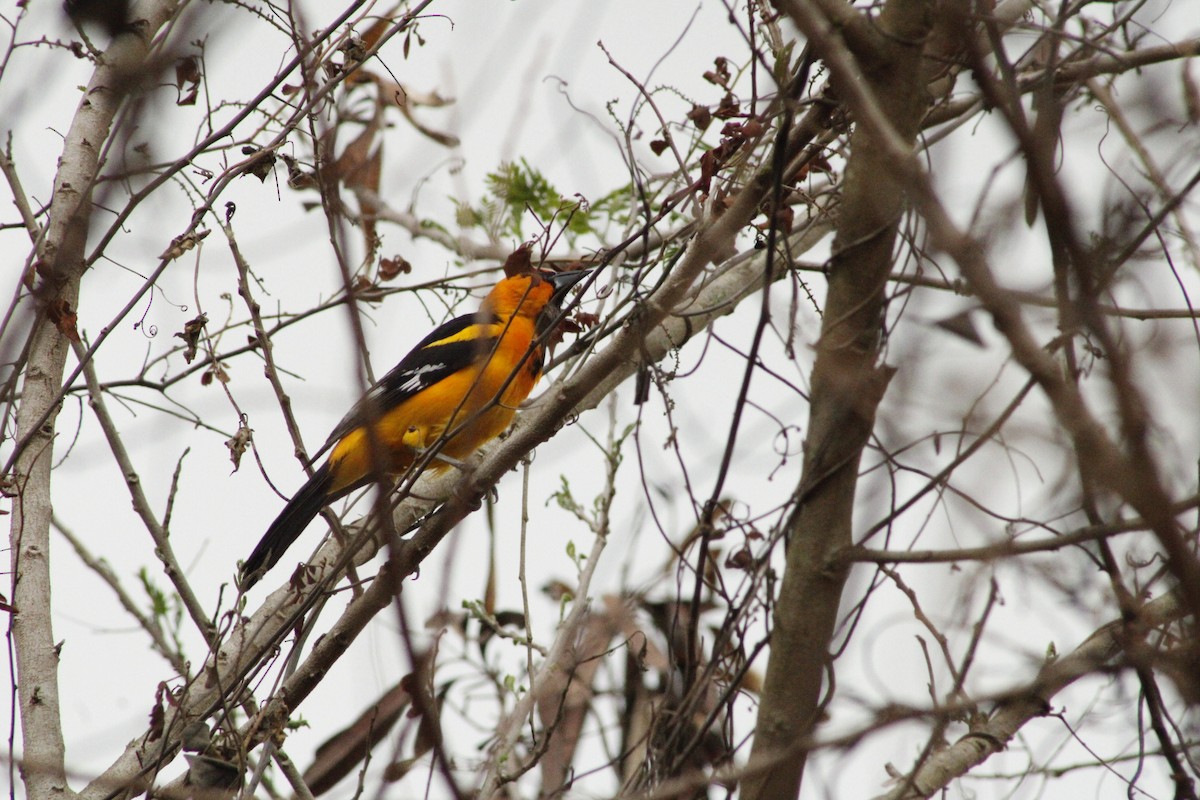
[[325, 316, 543, 495]]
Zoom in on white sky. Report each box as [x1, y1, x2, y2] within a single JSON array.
[[3, 0, 1200, 797]]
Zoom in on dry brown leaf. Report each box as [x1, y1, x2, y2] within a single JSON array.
[[378, 255, 412, 281], [396, 103, 459, 147], [279, 153, 315, 190], [47, 298, 80, 343], [714, 91, 740, 119], [359, 6, 400, 52], [376, 79, 451, 110], [174, 312, 208, 363], [934, 309, 985, 347], [502, 242, 533, 277], [304, 683, 411, 796], [331, 119, 380, 186], [241, 146, 276, 183], [358, 145, 383, 253], [200, 364, 228, 386], [703, 56, 731, 87], [159, 229, 210, 261], [224, 423, 251, 472], [174, 55, 200, 106]]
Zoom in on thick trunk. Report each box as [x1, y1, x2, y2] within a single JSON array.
[[742, 1, 934, 797], [8, 4, 179, 797]]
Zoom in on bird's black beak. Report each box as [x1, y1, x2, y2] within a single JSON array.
[[547, 269, 592, 306]]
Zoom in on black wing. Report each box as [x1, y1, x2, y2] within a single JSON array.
[[314, 311, 499, 458]]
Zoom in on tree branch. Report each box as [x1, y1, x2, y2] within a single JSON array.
[[876, 591, 1188, 799], [742, 0, 933, 796], [76, 179, 832, 794], [7, 4, 180, 798]]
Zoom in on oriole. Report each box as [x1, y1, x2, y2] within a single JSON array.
[[239, 269, 590, 587]]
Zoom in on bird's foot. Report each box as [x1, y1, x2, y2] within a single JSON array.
[[431, 452, 467, 470]]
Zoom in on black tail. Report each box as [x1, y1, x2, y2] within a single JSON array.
[[240, 463, 336, 588]]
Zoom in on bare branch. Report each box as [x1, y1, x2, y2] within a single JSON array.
[[877, 591, 1187, 799]]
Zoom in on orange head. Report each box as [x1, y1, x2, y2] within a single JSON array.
[[482, 270, 591, 322], [483, 274, 554, 321]]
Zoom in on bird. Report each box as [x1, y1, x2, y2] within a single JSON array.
[[238, 268, 591, 588]]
